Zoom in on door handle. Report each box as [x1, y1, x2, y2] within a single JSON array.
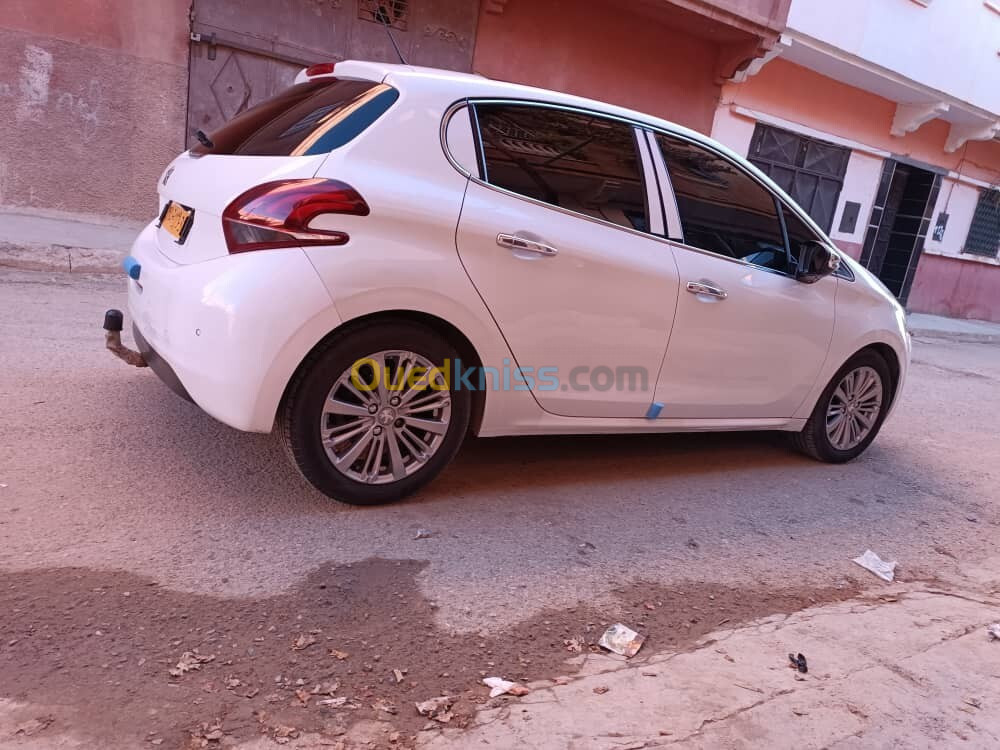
[[686, 281, 728, 299], [496, 233, 558, 257]]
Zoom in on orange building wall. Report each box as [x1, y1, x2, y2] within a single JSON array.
[[472, 1, 723, 134], [720, 59, 1000, 178]]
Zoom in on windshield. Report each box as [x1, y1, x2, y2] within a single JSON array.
[[191, 79, 398, 157]]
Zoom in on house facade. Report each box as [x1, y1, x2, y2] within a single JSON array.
[[708, 0, 1000, 320]]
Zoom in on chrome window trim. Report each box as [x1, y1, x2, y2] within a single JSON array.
[[643, 128, 683, 242], [439, 99, 475, 178], [634, 126, 665, 236]]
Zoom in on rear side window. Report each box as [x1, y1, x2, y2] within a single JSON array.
[[655, 132, 788, 272], [473, 103, 649, 233], [192, 79, 398, 157]]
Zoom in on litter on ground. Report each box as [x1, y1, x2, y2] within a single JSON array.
[[482, 677, 531, 697], [852, 549, 897, 582], [598, 623, 646, 657]]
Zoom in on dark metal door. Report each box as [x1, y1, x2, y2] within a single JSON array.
[[749, 124, 849, 234], [859, 159, 941, 305], [186, 0, 480, 147]]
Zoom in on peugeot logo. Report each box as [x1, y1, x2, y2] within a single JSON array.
[[162, 167, 174, 186]]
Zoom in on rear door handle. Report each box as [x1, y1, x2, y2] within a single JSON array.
[[497, 233, 558, 257], [686, 281, 728, 299]]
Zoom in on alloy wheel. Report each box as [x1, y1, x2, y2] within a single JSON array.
[[320, 350, 451, 484], [825, 365, 883, 451]]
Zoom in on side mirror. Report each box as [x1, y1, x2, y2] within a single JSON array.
[[796, 241, 841, 283]]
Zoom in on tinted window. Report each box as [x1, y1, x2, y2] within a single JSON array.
[[656, 133, 788, 271], [782, 205, 823, 264], [192, 79, 398, 157], [474, 104, 649, 233]]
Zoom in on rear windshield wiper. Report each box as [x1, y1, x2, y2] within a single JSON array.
[[195, 129, 215, 149]]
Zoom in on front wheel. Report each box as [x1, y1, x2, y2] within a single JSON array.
[[278, 321, 471, 505], [791, 351, 893, 463]]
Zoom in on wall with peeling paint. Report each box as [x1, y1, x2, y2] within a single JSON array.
[[0, 0, 190, 222]]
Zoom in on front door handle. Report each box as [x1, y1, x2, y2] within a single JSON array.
[[686, 281, 728, 299], [497, 233, 559, 257]]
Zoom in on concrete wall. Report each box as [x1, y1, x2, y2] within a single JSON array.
[[472, 0, 724, 134], [908, 253, 1000, 323], [787, 0, 1000, 115], [0, 0, 190, 223]]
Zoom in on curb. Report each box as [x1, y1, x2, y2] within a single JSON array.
[[909, 327, 1000, 344], [0, 242, 124, 274]]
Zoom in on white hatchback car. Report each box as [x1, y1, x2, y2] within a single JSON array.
[[110, 60, 910, 505]]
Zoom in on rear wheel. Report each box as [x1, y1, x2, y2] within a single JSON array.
[[279, 321, 470, 505], [791, 351, 893, 463]]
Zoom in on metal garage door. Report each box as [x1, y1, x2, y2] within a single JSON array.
[[186, 0, 480, 147]]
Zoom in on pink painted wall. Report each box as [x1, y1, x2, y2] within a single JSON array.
[[908, 253, 1000, 323], [472, 1, 723, 134], [721, 59, 1000, 177], [0, 0, 190, 221]]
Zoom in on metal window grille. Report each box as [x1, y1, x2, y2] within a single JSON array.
[[358, 0, 409, 31], [963, 188, 1000, 258]]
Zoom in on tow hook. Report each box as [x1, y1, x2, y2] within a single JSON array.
[[103, 309, 148, 367]]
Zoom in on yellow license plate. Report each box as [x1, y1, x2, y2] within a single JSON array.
[[161, 201, 192, 242]]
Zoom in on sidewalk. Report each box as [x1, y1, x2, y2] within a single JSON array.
[[908, 312, 1000, 344], [416, 581, 1000, 749], [0, 206, 140, 274]]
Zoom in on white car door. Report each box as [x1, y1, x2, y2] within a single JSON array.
[[454, 102, 681, 418], [648, 130, 837, 420]]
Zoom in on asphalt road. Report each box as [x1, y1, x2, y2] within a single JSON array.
[[1, 268, 998, 631]]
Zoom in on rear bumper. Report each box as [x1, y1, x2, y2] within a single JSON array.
[[126, 221, 342, 432], [133, 323, 192, 403]]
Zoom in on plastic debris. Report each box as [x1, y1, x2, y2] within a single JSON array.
[[598, 623, 646, 658], [987, 624, 1000, 641], [482, 677, 531, 698], [414, 529, 433, 540], [852, 549, 897, 582], [788, 652, 808, 673]]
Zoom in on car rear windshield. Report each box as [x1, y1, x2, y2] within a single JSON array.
[[191, 78, 399, 157]]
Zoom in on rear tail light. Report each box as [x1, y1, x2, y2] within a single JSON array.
[[222, 178, 369, 253], [305, 62, 337, 77]]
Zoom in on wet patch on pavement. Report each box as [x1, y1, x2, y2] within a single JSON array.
[[0, 559, 862, 748]]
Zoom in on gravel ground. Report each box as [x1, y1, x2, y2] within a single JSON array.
[[0, 268, 998, 746]]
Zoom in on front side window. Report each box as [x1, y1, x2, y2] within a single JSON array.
[[782, 205, 823, 265], [655, 132, 788, 272], [473, 103, 649, 233]]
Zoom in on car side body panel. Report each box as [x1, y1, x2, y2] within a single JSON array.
[[128, 62, 909, 440]]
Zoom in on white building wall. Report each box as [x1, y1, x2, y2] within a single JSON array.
[[787, 0, 1000, 116], [924, 179, 1000, 266]]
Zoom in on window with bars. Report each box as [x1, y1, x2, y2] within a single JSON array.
[[963, 188, 1000, 258], [358, 0, 409, 30], [748, 124, 850, 234]]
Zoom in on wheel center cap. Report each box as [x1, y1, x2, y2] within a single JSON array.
[[377, 407, 397, 426]]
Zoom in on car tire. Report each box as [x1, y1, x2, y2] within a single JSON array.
[[791, 350, 893, 464], [278, 320, 471, 505]]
